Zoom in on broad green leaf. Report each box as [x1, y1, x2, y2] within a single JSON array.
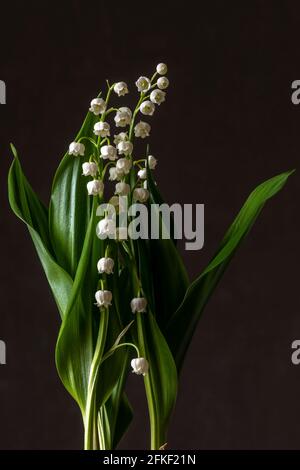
[[55, 199, 101, 412], [137, 312, 178, 448], [147, 168, 189, 325], [8, 149, 73, 317], [166, 170, 294, 370], [49, 110, 97, 277]]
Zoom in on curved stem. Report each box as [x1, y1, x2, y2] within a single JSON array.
[[84, 307, 109, 450], [136, 313, 162, 449]]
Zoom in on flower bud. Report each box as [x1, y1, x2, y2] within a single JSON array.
[[131, 357, 149, 376], [135, 76, 151, 92], [87, 180, 104, 196], [97, 257, 114, 274], [89, 98, 106, 115], [148, 155, 157, 170], [150, 89, 166, 106], [93, 121, 110, 137], [69, 142, 85, 156], [82, 162, 98, 177], [156, 63, 167, 75], [96, 218, 116, 239], [133, 188, 149, 203], [134, 121, 151, 138], [100, 145, 117, 161], [117, 140, 133, 156], [116, 158, 132, 174], [157, 77, 169, 90], [131, 297, 147, 313], [114, 107, 132, 127], [137, 168, 147, 179], [115, 182, 130, 196], [140, 101, 155, 116], [95, 289, 112, 308], [113, 132, 128, 145], [113, 81, 129, 96]]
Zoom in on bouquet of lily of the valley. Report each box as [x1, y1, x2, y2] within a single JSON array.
[[8, 62, 292, 450]]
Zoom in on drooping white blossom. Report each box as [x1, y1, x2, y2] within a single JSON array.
[[93, 121, 110, 137], [133, 188, 149, 203], [137, 168, 147, 179], [114, 107, 132, 127], [97, 257, 114, 274], [135, 76, 151, 92], [148, 155, 157, 170], [115, 182, 130, 196], [150, 89, 166, 105], [131, 297, 147, 313], [113, 132, 128, 145], [87, 180, 104, 196], [116, 158, 132, 175], [157, 76, 169, 90], [100, 145, 118, 161], [131, 357, 149, 376], [82, 162, 98, 177], [134, 121, 151, 138], [140, 101, 155, 116], [117, 140, 133, 156], [113, 82, 129, 97], [156, 63, 168, 75], [89, 98, 106, 115], [69, 142, 85, 156], [96, 218, 116, 239], [95, 290, 112, 308], [109, 167, 124, 181]]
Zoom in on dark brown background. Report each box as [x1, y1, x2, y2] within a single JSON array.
[[0, 0, 300, 450]]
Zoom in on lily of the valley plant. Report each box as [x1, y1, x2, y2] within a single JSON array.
[[8, 63, 292, 450]]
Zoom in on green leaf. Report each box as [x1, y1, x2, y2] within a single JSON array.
[[166, 170, 294, 370], [55, 199, 102, 412], [147, 168, 189, 326], [137, 312, 178, 448], [49, 111, 97, 277], [8, 148, 73, 318]]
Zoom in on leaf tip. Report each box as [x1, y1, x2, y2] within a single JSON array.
[[10, 143, 18, 159]]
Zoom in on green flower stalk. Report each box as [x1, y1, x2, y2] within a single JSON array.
[[8, 62, 293, 450]]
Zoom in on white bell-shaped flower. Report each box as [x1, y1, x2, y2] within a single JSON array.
[[130, 297, 147, 313], [87, 180, 104, 196], [131, 357, 149, 376], [96, 218, 116, 239], [82, 162, 98, 177], [148, 155, 157, 170], [157, 77, 169, 90], [69, 142, 85, 156], [133, 188, 149, 203], [113, 82, 129, 96], [95, 290, 112, 308], [89, 98, 106, 115], [93, 121, 110, 137], [135, 76, 151, 92], [150, 89, 166, 106], [115, 182, 130, 196], [134, 121, 151, 138], [97, 257, 114, 275], [100, 145, 118, 161], [140, 101, 155, 116], [156, 63, 168, 75], [117, 141, 133, 156]]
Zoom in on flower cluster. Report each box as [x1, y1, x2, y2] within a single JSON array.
[[68, 63, 169, 376]]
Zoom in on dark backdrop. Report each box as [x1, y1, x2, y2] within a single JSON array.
[[0, 0, 300, 450]]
